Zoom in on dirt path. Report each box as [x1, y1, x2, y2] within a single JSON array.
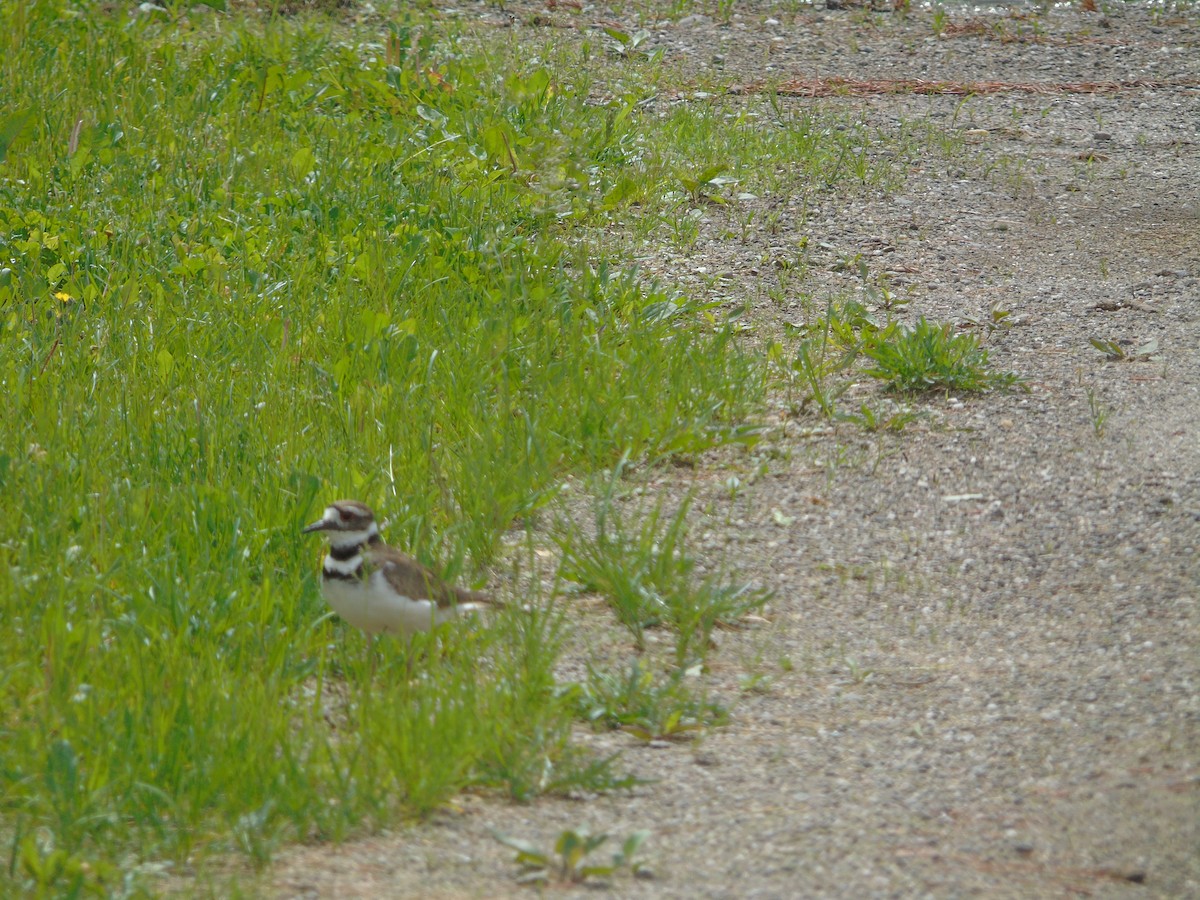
[[270, 3, 1199, 897]]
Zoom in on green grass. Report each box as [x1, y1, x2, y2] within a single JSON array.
[[779, 301, 1023, 424], [494, 824, 650, 886], [0, 1, 964, 891], [580, 94, 943, 252], [862, 317, 1023, 393], [0, 3, 766, 890], [558, 465, 771, 667], [568, 658, 728, 741]]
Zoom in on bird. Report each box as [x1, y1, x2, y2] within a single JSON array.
[[302, 500, 498, 649]]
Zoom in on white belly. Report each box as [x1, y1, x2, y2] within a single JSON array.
[[321, 571, 470, 637]]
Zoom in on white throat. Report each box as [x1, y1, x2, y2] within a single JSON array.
[[324, 552, 362, 575]]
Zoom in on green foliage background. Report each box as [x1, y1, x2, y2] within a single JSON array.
[[0, 3, 765, 890]]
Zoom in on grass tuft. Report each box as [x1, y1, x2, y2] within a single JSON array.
[[567, 659, 728, 742], [558, 463, 771, 667], [862, 317, 1023, 393]]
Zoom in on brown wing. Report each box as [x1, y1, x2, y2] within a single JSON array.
[[366, 543, 495, 609]]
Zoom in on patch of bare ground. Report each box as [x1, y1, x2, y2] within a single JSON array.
[[266, 2, 1198, 897]]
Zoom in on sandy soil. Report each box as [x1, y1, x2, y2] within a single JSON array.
[[268, 2, 1199, 897]]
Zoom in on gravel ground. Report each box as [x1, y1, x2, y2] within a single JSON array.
[[269, 3, 1199, 897]]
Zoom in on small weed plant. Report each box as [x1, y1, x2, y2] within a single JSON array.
[[958, 303, 1013, 339], [557, 464, 772, 667], [568, 659, 728, 741], [863, 317, 1023, 393], [602, 27, 656, 60], [494, 826, 650, 886], [1086, 387, 1110, 438], [1089, 336, 1160, 362], [781, 300, 1021, 424], [837, 401, 920, 433], [678, 163, 737, 205]]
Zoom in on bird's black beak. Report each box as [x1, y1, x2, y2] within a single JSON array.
[[302, 518, 330, 534]]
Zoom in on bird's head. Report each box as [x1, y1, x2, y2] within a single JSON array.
[[302, 500, 379, 547]]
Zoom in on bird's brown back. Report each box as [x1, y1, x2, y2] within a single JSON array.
[[366, 543, 495, 609]]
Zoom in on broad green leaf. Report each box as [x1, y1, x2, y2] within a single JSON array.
[[0, 107, 33, 163], [621, 830, 650, 861], [602, 26, 631, 45], [492, 831, 548, 865], [481, 124, 517, 169], [156, 348, 174, 380], [415, 104, 446, 127], [289, 146, 315, 180], [579, 863, 617, 878]]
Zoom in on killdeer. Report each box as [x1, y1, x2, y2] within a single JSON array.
[[302, 500, 497, 642]]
